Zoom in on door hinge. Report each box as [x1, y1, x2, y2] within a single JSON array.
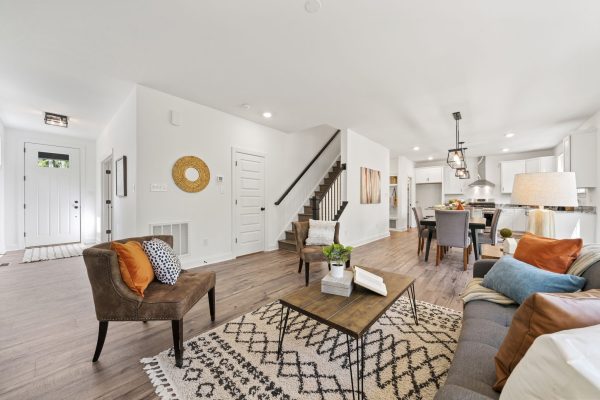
[[235, 161, 238, 166], [24, 176, 26, 181], [235, 199, 238, 205], [23, 204, 26, 209], [23, 147, 26, 153], [24, 232, 26, 237], [235, 238, 238, 243], [106, 229, 112, 234], [105, 169, 111, 174]]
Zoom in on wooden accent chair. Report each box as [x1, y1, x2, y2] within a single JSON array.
[[82, 235, 216, 368], [292, 221, 350, 286], [434, 210, 473, 270], [412, 206, 435, 255]]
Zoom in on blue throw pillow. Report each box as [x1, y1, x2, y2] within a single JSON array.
[[482, 256, 586, 304]]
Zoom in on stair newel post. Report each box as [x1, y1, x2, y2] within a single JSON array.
[[311, 196, 320, 220]]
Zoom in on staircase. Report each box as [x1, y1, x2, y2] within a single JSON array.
[[277, 160, 347, 251]]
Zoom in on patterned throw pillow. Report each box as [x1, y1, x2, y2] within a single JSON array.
[[305, 219, 337, 246], [142, 238, 181, 285]]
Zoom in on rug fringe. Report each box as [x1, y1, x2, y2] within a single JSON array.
[[140, 357, 178, 400]]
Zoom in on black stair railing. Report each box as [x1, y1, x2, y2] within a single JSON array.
[[310, 163, 348, 221], [274, 129, 341, 206]]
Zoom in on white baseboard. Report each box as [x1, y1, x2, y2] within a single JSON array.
[[180, 252, 235, 269], [347, 231, 390, 248]]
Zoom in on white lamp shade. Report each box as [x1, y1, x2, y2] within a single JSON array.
[[511, 172, 578, 207]]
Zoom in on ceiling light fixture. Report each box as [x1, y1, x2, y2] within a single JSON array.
[[427, 156, 434, 161], [241, 104, 251, 110], [304, 0, 322, 13], [505, 132, 515, 138], [502, 148, 510, 152], [455, 167, 470, 179], [413, 146, 420, 151], [262, 111, 272, 119], [44, 112, 68, 128], [447, 112, 467, 170]]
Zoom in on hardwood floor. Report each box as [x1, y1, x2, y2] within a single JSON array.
[[0, 229, 474, 399]]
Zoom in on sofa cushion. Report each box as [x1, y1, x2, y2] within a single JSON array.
[[513, 233, 582, 273], [493, 289, 600, 391], [481, 256, 586, 304], [463, 300, 517, 327], [445, 341, 501, 400], [459, 318, 509, 349], [138, 269, 216, 320]]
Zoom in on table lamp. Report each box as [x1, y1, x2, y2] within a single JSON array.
[[510, 172, 578, 238]]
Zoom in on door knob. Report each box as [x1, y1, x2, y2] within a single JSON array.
[[74, 205, 79, 209], [261, 207, 265, 211]]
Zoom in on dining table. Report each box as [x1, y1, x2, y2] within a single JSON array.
[[419, 216, 487, 262]]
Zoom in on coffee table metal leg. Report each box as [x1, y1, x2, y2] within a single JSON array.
[[277, 305, 290, 359], [346, 335, 356, 400], [408, 283, 419, 325], [360, 336, 365, 399]]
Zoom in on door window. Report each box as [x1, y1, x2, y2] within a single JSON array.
[[37, 151, 70, 168]]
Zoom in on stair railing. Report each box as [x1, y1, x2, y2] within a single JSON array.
[[310, 163, 348, 221], [274, 129, 341, 206]]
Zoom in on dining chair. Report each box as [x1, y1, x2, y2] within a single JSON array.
[[477, 209, 502, 253], [412, 206, 435, 255], [434, 210, 473, 270]]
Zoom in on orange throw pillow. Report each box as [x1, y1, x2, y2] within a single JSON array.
[[111, 241, 155, 297], [513, 233, 582, 274]]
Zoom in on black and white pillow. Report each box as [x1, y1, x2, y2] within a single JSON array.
[[142, 238, 181, 285]]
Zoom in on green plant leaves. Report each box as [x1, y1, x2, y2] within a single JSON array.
[[322, 243, 353, 263]]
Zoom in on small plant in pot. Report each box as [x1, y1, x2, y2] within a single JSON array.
[[499, 228, 513, 240], [323, 243, 353, 279]]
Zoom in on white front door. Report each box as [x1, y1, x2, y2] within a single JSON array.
[[234, 150, 265, 256], [24, 143, 81, 247]]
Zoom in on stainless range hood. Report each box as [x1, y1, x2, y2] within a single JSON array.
[[468, 157, 496, 187]]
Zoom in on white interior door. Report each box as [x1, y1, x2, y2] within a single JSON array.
[[25, 143, 81, 247], [234, 150, 265, 256]]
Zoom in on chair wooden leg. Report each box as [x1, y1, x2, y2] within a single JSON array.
[[435, 245, 441, 266], [172, 319, 184, 368], [92, 321, 108, 362], [298, 258, 303, 273], [208, 287, 216, 322], [346, 259, 351, 269], [304, 262, 310, 286], [417, 237, 422, 255], [463, 248, 468, 271]]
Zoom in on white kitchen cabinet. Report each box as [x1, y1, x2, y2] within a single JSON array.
[[497, 208, 514, 231], [443, 166, 463, 194], [525, 156, 557, 173], [415, 167, 443, 184], [563, 136, 571, 172], [570, 132, 597, 187], [500, 160, 526, 193], [554, 212, 595, 244], [512, 208, 528, 232]]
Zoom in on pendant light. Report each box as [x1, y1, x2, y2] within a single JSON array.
[[447, 112, 467, 169]]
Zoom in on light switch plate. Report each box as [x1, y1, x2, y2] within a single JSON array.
[[150, 183, 168, 192]]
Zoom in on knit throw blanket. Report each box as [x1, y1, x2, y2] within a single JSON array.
[[461, 244, 600, 305]]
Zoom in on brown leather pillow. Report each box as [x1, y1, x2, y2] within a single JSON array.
[[513, 233, 582, 274], [111, 241, 155, 297], [494, 290, 600, 391]]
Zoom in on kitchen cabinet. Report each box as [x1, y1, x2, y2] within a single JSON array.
[[500, 160, 526, 193], [525, 156, 556, 173], [569, 132, 597, 187], [497, 208, 527, 232], [415, 167, 443, 184], [443, 166, 464, 194]]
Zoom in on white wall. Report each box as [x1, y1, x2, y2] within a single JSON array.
[[133, 86, 334, 266], [0, 119, 5, 253], [339, 129, 390, 246], [96, 88, 137, 241], [392, 156, 415, 230], [2, 128, 96, 250]]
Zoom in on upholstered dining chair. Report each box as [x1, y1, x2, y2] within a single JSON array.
[[82, 235, 216, 368], [477, 209, 502, 253], [292, 221, 350, 286], [412, 206, 435, 255], [434, 210, 473, 270]]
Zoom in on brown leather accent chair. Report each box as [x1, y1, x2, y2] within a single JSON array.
[[292, 221, 350, 286], [82, 235, 216, 368]]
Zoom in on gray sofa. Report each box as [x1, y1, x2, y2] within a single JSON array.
[[435, 258, 600, 400]]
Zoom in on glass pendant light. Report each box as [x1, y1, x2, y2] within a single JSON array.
[[455, 167, 470, 179], [447, 112, 466, 169]]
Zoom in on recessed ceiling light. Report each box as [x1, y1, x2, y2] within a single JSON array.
[[427, 156, 434, 161], [413, 146, 420, 151], [241, 104, 251, 110], [44, 112, 68, 128], [502, 148, 510, 152], [262, 112, 272, 119], [305, 0, 322, 13], [505, 132, 515, 138]]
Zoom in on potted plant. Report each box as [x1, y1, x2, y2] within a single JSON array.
[[323, 243, 353, 279], [499, 228, 513, 239]]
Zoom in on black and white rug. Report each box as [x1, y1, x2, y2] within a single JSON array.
[[142, 297, 462, 400]]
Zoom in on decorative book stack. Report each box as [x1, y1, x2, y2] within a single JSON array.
[[321, 270, 354, 297]]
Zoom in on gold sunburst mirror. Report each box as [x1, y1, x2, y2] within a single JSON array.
[[172, 156, 210, 193]]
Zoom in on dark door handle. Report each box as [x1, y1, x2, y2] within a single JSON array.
[[74, 206, 79, 209], [261, 207, 265, 211]]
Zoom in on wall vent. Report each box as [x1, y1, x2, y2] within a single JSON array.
[[149, 222, 189, 256]]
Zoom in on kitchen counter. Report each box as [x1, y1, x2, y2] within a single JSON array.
[[495, 204, 596, 214]]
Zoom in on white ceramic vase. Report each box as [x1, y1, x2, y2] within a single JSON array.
[[331, 262, 345, 279]]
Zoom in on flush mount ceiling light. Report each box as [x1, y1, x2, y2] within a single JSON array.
[[305, 0, 322, 13], [413, 146, 420, 151], [505, 132, 515, 138], [240, 104, 251, 110], [502, 148, 510, 152], [446, 111, 467, 170], [44, 112, 68, 128], [262, 111, 272, 119], [427, 156, 434, 161]]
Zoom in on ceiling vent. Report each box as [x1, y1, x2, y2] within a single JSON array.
[[44, 112, 69, 128]]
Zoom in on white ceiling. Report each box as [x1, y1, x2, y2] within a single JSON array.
[[1, 1, 600, 158]]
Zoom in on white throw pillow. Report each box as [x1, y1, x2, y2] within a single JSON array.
[[305, 219, 337, 246], [500, 324, 600, 400], [142, 238, 182, 285]]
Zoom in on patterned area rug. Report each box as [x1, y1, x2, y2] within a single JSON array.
[[22, 243, 87, 263], [142, 297, 462, 400]]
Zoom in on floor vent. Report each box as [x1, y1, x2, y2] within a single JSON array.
[[150, 222, 189, 256]]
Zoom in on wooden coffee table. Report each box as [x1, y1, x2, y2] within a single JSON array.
[[481, 244, 504, 260], [277, 269, 418, 400]]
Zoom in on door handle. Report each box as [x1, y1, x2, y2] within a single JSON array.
[[260, 207, 265, 211], [74, 205, 79, 209]]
